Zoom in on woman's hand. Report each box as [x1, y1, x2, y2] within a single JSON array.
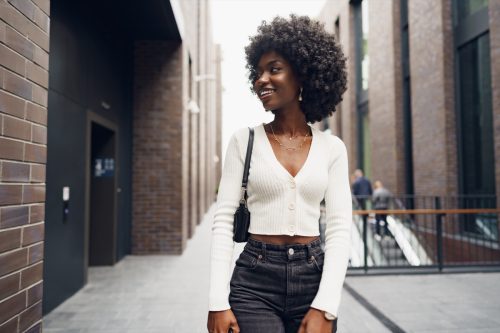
[[298, 308, 335, 333], [207, 309, 240, 333]]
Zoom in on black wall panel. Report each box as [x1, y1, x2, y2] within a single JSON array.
[[44, 1, 133, 314]]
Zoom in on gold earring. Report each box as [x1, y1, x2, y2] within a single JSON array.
[[299, 87, 303, 102]]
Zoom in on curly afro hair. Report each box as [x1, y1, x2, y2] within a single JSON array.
[[245, 15, 347, 123]]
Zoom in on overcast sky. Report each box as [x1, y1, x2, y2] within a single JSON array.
[[211, 0, 327, 159]]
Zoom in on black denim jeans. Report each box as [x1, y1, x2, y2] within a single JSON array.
[[229, 237, 337, 333]]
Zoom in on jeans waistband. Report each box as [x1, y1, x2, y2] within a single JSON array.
[[245, 237, 322, 261]]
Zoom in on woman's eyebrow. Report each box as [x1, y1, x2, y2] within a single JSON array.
[[257, 59, 282, 70], [266, 59, 281, 66]]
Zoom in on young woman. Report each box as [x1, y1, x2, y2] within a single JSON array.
[[207, 15, 351, 333]]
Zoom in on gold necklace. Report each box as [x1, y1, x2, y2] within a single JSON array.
[[269, 123, 310, 151]]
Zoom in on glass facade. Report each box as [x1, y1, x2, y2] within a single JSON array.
[[453, 0, 495, 235], [361, 103, 371, 178], [361, 0, 369, 90], [454, 0, 494, 197], [456, 0, 488, 24], [353, 0, 371, 178], [457, 34, 494, 195], [401, 0, 414, 197]]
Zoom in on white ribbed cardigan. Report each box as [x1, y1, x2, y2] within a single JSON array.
[[208, 123, 352, 316]]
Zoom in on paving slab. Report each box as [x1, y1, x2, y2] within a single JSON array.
[[43, 204, 500, 332], [345, 272, 500, 332]]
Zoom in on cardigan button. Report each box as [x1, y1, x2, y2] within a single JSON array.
[[288, 203, 295, 210]]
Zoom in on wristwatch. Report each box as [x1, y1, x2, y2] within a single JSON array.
[[324, 311, 337, 321]]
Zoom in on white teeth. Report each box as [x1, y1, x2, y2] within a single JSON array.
[[259, 89, 275, 97]]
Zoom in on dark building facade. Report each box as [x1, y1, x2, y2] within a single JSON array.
[[0, 0, 222, 331]]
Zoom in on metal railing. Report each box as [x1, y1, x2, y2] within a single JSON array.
[[320, 195, 500, 273]]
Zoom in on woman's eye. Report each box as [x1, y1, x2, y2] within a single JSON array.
[[270, 67, 280, 73]]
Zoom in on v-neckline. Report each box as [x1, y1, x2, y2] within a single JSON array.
[[259, 122, 315, 180]]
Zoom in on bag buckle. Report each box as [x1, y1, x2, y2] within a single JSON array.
[[239, 186, 247, 206]]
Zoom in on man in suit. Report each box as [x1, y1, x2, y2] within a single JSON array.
[[352, 169, 372, 210]]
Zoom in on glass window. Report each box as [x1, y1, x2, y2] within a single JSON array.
[[458, 33, 494, 195], [361, 107, 371, 179], [457, 0, 488, 23], [353, 0, 370, 174], [361, 0, 369, 90], [401, 0, 413, 196], [401, 0, 408, 26]]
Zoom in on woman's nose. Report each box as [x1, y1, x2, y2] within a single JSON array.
[[255, 75, 269, 92], [256, 72, 270, 84]]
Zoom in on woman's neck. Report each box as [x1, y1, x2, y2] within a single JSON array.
[[270, 107, 309, 137]]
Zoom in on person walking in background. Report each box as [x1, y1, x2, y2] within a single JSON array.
[[372, 180, 393, 239], [352, 169, 372, 210]]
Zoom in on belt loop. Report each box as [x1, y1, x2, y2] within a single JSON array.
[[306, 243, 313, 261], [261, 243, 267, 262]]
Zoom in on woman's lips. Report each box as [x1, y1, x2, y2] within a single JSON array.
[[258, 89, 275, 101], [259, 92, 273, 101]]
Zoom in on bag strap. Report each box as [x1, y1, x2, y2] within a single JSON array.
[[240, 127, 254, 204]]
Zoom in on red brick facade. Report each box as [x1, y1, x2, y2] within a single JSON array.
[[368, 0, 405, 195], [0, 0, 49, 331], [130, 1, 221, 254], [409, 0, 458, 197], [1, 0, 222, 328], [132, 41, 188, 254], [317, 0, 358, 176], [319, 0, 499, 200]]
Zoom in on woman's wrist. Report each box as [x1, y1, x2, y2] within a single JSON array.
[[310, 307, 337, 321]]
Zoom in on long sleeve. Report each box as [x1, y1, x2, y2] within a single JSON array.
[[310, 136, 352, 316], [208, 132, 245, 311]]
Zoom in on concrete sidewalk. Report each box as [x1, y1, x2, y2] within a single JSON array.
[[43, 205, 500, 332]]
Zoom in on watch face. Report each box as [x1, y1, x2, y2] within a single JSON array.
[[324, 312, 336, 320]]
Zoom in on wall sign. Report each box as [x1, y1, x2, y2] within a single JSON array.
[[94, 158, 115, 177]]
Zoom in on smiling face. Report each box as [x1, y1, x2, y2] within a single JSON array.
[[253, 51, 301, 111]]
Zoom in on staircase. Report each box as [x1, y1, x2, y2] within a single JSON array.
[[377, 235, 408, 266]]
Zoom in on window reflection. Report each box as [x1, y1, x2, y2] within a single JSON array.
[[456, 0, 488, 23]]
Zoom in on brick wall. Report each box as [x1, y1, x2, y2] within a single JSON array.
[[132, 41, 188, 254], [0, 0, 49, 331], [318, 0, 500, 257], [130, 0, 221, 253], [318, 0, 358, 175], [318, 0, 466, 196], [368, 0, 406, 195], [408, 0, 457, 197]]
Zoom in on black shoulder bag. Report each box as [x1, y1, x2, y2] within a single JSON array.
[[233, 127, 254, 243]]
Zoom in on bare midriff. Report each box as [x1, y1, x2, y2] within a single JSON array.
[[249, 233, 320, 245]]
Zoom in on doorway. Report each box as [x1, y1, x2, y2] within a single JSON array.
[[89, 121, 117, 265]]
